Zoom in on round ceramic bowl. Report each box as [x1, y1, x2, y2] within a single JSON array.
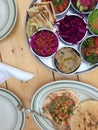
[[80, 35, 98, 65], [42, 0, 71, 17], [53, 47, 82, 75], [88, 9, 98, 36], [29, 28, 59, 58], [55, 0, 71, 17], [57, 14, 87, 45], [71, 0, 97, 14]]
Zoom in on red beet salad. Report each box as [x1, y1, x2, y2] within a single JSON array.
[[30, 29, 58, 57]]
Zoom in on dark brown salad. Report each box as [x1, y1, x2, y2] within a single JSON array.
[[53, 47, 81, 74]]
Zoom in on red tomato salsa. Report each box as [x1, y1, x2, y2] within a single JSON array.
[[42, 0, 69, 14], [30, 30, 58, 57]]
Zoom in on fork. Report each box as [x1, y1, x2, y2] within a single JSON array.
[[17, 104, 69, 130]]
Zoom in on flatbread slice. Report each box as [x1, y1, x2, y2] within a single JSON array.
[[27, 5, 50, 19], [27, 10, 39, 17], [29, 11, 53, 30], [33, 1, 56, 24], [70, 100, 98, 130]]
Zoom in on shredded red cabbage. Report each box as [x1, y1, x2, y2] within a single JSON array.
[[30, 30, 58, 57], [57, 15, 87, 44]]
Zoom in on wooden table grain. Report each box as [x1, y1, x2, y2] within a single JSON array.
[[0, 0, 98, 130]]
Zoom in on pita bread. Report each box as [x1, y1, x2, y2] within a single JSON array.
[[29, 11, 53, 30], [33, 1, 56, 24], [70, 100, 98, 130], [27, 5, 50, 20]]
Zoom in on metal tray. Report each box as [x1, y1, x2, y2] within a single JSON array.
[[25, 0, 98, 75]]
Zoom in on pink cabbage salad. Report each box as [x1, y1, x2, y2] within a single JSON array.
[[30, 30, 58, 57], [80, 0, 96, 9], [80, 0, 91, 6], [57, 15, 87, 44]]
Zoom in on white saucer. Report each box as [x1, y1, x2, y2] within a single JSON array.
[[0, 88, 25, 130], [0, 0, 17, 40]]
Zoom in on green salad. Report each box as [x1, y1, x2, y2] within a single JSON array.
[[88, 9, 98, 35], [81, 36, 98, 64]]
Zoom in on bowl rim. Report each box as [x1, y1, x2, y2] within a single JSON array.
[[80, 35, 98, 65], [87, 8, 98, 36], [56, 0, 71, 17], [29, 28, 59, 58], [57, 14, 88, 45], [52, 46, 82, 75], [71, 0, 97, 14]]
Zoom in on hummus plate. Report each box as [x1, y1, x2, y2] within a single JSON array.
[[31, 80, 98, 130]]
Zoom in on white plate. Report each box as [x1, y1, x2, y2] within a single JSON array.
[[0, 0, 17, 40], [0, 88, 25, 130], [31, 80, 98, 130]]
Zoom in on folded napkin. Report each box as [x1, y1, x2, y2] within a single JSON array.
[[0, 62, 35, 84]]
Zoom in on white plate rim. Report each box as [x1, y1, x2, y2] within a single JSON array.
[[0, 88, 25, 130], [0, 0, 17, 40], [31, 80, 98, 130]]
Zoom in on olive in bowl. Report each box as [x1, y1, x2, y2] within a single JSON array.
[[53, 47, 82, 75], [80, 35, 98, 64], [88, 9, 98, 35], [30, 29, 59, 58], [42, 0, 71, 17], [71, 0, 97, 14], [57, 14, 87, 45]]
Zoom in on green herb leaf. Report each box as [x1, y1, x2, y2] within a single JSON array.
[[49, 102, 56, 114], [52, 0, 64, 6]]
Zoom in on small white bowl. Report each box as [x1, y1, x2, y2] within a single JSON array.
[[88, 9, 98, 36], [80, 35, 98, 64], [56, 0, 71, 17], [53, 47, 82, 75], [57, 14, 87, 45], [29, 28, 59, 58], [71, 0, 97, 14]]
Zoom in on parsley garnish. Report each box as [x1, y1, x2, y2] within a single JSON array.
[[52, 0, 64, 6]]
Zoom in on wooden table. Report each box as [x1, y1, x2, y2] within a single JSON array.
[[0, 0, 98, 130]]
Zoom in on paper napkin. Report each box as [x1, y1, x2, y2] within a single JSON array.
[[0, 62, 35, 84]]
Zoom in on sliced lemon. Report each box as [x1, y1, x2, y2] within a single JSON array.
[[26, 21, 38, 38]]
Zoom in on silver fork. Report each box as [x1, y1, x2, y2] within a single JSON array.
[[17, 104, 69, 130], [17, 104, 52, 121]]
